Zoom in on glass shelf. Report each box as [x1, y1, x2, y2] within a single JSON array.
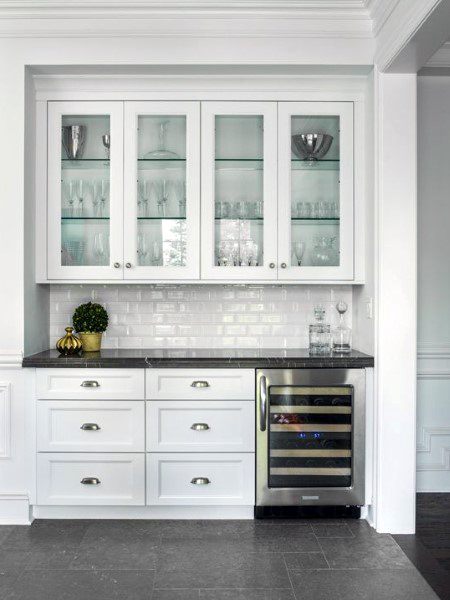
[[215, 217, 263, 222], [61, 159, 110, 170], [291, 159, 340, 171], [62, 217, 110, 221], [138, 158, 186, 162], [291, 218, 340, 222], [138, 216, 186, 221]]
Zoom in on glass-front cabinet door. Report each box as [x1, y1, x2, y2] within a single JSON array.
[[277, 102, 354, 281], [123, 102, 200, 280], [47, 102, 124, 279], [201, 102, 277, 280]]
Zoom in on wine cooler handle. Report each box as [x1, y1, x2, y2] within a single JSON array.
[[260, 375, 267, 432]]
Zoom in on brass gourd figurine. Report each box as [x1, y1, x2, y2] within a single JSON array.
[[56, 327, 82, 355]]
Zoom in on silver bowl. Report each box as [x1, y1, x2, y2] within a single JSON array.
[[62, 125, 86, 160], [291, 133, 333, 161]]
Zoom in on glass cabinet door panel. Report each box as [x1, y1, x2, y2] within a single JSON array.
[[48, 102, 123, 279], [124, 103, 200, 279], [278, 102, 354, 281], [268, 385, 353, 488], [201, 102, 277, 280]]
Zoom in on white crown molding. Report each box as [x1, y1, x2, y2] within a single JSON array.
[[366, 0, 400, 36], [0, 0, 376, 39], [425, 40, 450, 67]]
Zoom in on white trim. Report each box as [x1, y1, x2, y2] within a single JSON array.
[[33, 504, 254, 520], [0, 494, 31, 525], [0, 352, 23, 368], [417, 344, 450, 379], [0, 382, 11, 458]]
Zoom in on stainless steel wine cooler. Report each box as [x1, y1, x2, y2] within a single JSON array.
[[256, 368, 365, 511]]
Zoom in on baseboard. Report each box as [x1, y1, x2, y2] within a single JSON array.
[[32, 505, 254, 520], [0, 494, 32, 525]]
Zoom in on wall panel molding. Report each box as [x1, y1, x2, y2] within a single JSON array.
[[417, 345, 450, 380], [417, 426, 450, 472], [0, 382, 11, 459]]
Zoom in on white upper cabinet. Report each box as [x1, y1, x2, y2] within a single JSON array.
[[200, 102, 278, 280], [47, 101, 124, 280], [123, 102, 200, 280], [278, 102, 354, 281], [43, 99, 358, 283]]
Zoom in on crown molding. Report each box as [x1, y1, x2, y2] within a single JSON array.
[[0, 0, 377, 39], [425, 40, 450, 67], [366, 0, 400, 36]]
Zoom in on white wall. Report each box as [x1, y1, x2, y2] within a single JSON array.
[[417, 75, 450, 492]]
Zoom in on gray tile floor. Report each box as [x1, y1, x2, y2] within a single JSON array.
[[0, 519, 439, 599]]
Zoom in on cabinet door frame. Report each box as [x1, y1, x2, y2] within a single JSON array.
[[123, 101, 200, 280], [47, 101, 124, 280], [277, 101, 354, 281], [201, 101, 278, 281]]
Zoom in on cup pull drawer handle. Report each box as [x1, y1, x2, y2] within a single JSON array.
[[190, 477, 211, 485], [190, 423, 210, 431], [80, 423, 101, 431], [81, 477, 101, 485], [190, 381, 210, 388], [81, 380, 100, 388]]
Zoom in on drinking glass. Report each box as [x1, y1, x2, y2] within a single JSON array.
[[154, 178, 171, 217], [75, 179, 90, 216], [93, 232, 105, 265], [137, 233, 149, 265], [138, 180, 151, 217], [152, 240, 162, 266], [293, 241, 306, 266], [97, 179, 109, 217], [63, 180, 76, 217], [174, 180, 186, 218]]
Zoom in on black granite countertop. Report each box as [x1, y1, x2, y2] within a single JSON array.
[[22, 348, 374, 369]]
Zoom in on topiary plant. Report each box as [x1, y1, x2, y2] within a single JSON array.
[[73, 302, 108, 334]]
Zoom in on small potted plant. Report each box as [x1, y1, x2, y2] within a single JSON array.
[[72, 302, 108, 352]]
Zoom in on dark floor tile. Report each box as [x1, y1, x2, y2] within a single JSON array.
[[81, 520, 162, 546], [319, 534, 413, 570], [70, 541, 157, 570], [0, 526, 15, 546], [2, 521, 89, 549], [154, 552, 289, 589], [151, 591, 200, 600], [199, 590, 296, 599], [311, 522, 354, 538], [8, 569, 155, 600], [0, 570, 21, 599], [284, 552, 329, 570], [0, 550, 30, 571], [394, 535, 445, 572], [290, 568, 439, 600]]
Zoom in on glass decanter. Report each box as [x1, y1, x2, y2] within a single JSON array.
[[332, 300, 352, 353], [144, 121, 179, 159], [309, 305, 332, 355]]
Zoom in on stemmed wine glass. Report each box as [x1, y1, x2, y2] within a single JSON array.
[[138, 180, 150, 217], [63, 180, 76, 217], [155, 178, 171, 217], [75, 179, 89, 216], [93, 232, 106, 265], [137, 233, 149, 265], [293, 241, 306, 266], [151, 240, 161, 266], [174, 179, 186, 218]]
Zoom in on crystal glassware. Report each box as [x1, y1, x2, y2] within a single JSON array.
[[309, 305, 332, 355], [138, 180, 150, 217], [93, 232, 106, 265], [332, 300, 352, 353], [63, 180, 76, 217], [62, 125, 86, 159], [102, 134, 110, 159], [152, 240, 162, 266], [137, 233, 149, 265], [154, 178, 171, 217], [293, 241, 306, 266], [144, 121, 179, 159], [311, 236, 337, 266]]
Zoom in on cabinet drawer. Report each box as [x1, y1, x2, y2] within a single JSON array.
[[37, 401, 145, 452], [36, 369, 145, 400], [146, 369, 255, 400], [37, 453, 145, 505], [147, 400, 254, 452], [147, 453, 255, 505]]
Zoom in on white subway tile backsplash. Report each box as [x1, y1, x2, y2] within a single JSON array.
[[49, 284, 352, 349]]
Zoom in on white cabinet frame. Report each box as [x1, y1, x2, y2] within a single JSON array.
[[123, 101, 200, 280], [201, 101, 278, 280], [278, 101, 354, 281], [47, 101, 124, 280]]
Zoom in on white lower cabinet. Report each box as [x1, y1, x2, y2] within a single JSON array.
[[146, 400, 254, 453], [147, 453, 255, 506], [37, 453, 145, 506], [37, 400, 145, 452]]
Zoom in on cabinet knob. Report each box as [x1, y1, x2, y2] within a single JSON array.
[[80, 380, 100, 388], [269, 263, 276, 269], [281, 262, 287, 269], [80, 423, 101, 431], [191, 423, 210, 431], [81, 477, 101, 485], [125, 262, 132, 269], [191, 380, 210, 388], [113, 262, 121, 269], [190, 477, 211, 485]]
